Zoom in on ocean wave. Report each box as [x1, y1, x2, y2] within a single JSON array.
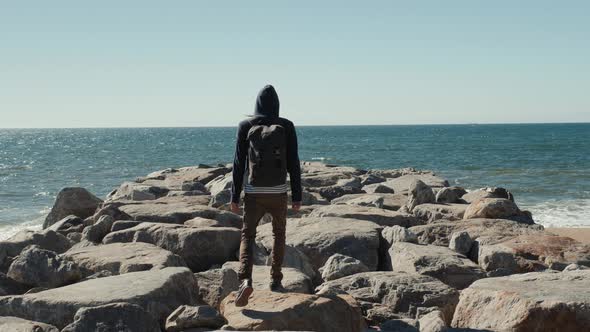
[[523, 199, 590, 228], [0, 217, 44, 241]]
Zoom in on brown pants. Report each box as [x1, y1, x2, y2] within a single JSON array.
[[238, 192, 287, 282]]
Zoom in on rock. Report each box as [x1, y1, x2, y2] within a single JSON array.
[[381, 225, 418, 245], [181, 180, 208, 192], [141, 166, 230, 189], [451, 270, 590, 331], [220, 290, 366, 332], [209, 189, 232, 208], [116, 197, 240, 225], [309, 185, 364, 201], [66, 232, 82, 243], [463, 198, 533, 224], [43, 187, 102, 229], [1, 228, 74, 266], [435, 187, 467, 204], [222, 261, 313, 294], [387, 242, 485, 289], [205, 173, 233, 196], [418, 310, 448, 332], [0, 272, 29, 296], [319, 254, 370, 281], [409, 218, 543, 247], [46, 215, 85, 236], [61, 302, 160, 332], [111, 220, 143, 232], [0, 316, 59, 332], [406, 180, 435, 212], [7, 245, 81, 288], [300, 162, 364, 187], [308, 204, 423, 228], [362, 183, 395, 194], [184, 216, 238, 228], [564, 263, 589, 271], [332, 193, 408, 211], [412, 204, 467, 222], [335, 177, 363, 189], [360, 173, 386, 186], [62, 242, 186, 275], [461, 187, 513, 204], [380, 318, 419, 332], [103, 223, 241, 272], [194, 267, 240, 308], [165, 305, 227, 331], [476, 233, 590, 274], [368, 167, 432, 179], [378, 174, 449, 195], [81, 215, 113, 243], [255, 217, 381, 273], [448, 231, 473, 255], [315, 272, 459, 321], [0, 267, 199, 329], [106, 181, 161, 201]]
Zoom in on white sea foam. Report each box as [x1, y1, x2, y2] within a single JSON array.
[[0, 217, 44, 241], [521, 199, 590, 228]]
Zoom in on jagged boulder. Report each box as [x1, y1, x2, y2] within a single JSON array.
[[255, 217, 381, 273], [0, 229, 72, 270], [387, 242, 485, 289], [103, 223, 240, 272], [0, 316, 59, 332], [332, 193, 407, 211], [463, 198, 533, 224], [406, 180, 436, 212], [106, 181, 165, 201], [412, 203, 467, 222], [461, 187, 513, 203], [452, 270, 590, 331], [362, 183, 395, 194], [220, 290, 366, 332], [376, 174, 449, 195], [319, 254, 370, 281], [62, 242, 187, 275], [61, 303, 160, 332], [0, 272, 29, 295], [46, 215, 85, 236], [435, 186, 467, 204], [316, 272, 459, 322], [381, 225, 418, 245], [139, 165, 230, 190], [165, 305, 227, 331], [81, 215, 113, 243], [0, 267, 199, 329], [308, 204, 422, 227], [7, 245, 82, 288], [194, 267, 240, 308], [43, 187, 102, 229], [448, 231, 473, 255]]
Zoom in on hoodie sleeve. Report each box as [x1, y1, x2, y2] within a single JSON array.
[[286, 121, 302, 202], [231, 121, 248, 204]]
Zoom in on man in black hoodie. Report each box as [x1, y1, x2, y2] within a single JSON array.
[[230, 85, 302, 306]]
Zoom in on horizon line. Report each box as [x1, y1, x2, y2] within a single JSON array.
[[0, 121, 589, 130]]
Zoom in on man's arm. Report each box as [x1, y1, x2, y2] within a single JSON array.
[[231, 122, 248, 204], [286, 121, 302, 204]]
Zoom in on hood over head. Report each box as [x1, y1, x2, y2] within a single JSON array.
[[254, 85, 280, 118]]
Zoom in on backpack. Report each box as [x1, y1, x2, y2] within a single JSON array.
[[246, 119, 288, 187]]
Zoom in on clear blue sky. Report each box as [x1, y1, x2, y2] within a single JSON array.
[[1, 1, 589, 127]]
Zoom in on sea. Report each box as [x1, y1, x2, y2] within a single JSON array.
[[1, 123, 589, 240]]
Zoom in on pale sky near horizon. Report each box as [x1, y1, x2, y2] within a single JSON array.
[[1, 1, 589, 128]]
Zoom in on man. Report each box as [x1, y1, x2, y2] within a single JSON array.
[[230, 84, 302, 307]]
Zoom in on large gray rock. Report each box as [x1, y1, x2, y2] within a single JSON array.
[[103, 223, 240, 272], [308, 184, 365, 201], [106, 181, 163, 201], [165, 305, 227, 331], [140, 165, 230, 189], [316, 272, 459, 321], [418, 310, 448, 332], [0, 272, 28, 296], [463, 198, 533, 224], [61, 302, 160, 332], [448, 231, 473, 256], [362, 183, 395, 194], [412, 204, 467, 223], [300, 162, 364, 187], [319, 253, 370, 281], [387, 242, 485, 289], [62, 242, 187, 275], [332, 193, 407, 211], [435, 187, 467, 204], [81, 215, 113, 243], [452, 270, 590, 331], [7, 245, 81, 288], [377, 174, 449, 195], [222, 261, 313, 294], [221, 290, 366, 332], [255, 217, 381, 274], [0, 316, 59, 332], [406, 180, 436, 212], [194, 267, 240, 309], [381, 226, 418, 246], [461, 187, 513, 204], [46, 215, 85, 236], [0, 267, 199, 329], [205, 173, 233, 208], [308, 204, 423, 228], [116, 197, 240, 226], [0, 229, 72, 270], [409, 218, 544, 247], [43, 187, 102, 229]]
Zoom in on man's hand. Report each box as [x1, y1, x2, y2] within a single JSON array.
[[230, 202, 240, 214], [292, 201, 301, 212]]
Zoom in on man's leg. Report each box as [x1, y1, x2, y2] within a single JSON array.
[[268, 193, 288, 285], [236, 194, 265, 306]]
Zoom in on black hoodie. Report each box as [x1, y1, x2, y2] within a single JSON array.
[[231, 85, 302, 203]]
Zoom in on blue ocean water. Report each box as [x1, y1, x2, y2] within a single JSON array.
[[1, 123, 589, 239]]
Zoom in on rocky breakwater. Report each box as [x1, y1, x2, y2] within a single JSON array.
[[1, 161, 589, 331]]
